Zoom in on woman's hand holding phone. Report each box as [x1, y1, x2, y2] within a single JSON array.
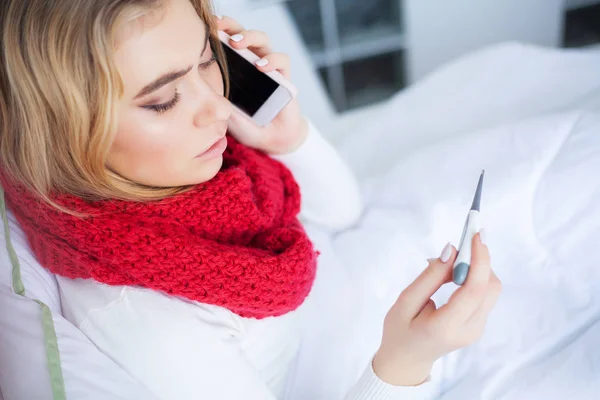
[[216, 16, 308, 155], [373, 233, 502, 386]]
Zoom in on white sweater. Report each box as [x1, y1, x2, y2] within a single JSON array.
[[2, 123, 437, 399]]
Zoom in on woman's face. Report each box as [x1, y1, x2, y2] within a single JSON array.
[[109, 0, 232, 187]]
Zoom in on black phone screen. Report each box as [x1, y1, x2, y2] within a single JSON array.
[[222, 45, 279, 116]]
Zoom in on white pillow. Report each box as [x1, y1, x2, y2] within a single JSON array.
[[0, 209, 159, 400]]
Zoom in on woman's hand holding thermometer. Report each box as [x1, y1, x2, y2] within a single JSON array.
[[372, 171, 502, 387]]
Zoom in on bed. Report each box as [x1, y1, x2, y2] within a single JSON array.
[[2, 42, 600, 399], [318, 42, 600, 399]]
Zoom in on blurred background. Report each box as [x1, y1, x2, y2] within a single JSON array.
[[214, 0, 600, 136]]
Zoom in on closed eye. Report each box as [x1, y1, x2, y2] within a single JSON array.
[[142, 90, 181, 114], [199, 54, 217, 71]]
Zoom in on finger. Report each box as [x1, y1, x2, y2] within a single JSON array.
[[215, 15, 245, 36], [472, 231, 490, 270], [438, 233, 491, 322], [427, 258, 454, 284], [461, 272, 501, 342], [228, 30, 272, 58], [467, 270, 502, 324], [417, 298, 437, 319], [396, 244, 456, 320], [255, 53, 291, 78]]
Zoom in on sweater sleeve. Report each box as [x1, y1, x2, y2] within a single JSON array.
[[344, 359, 438, 400], [272, 120, 363, 232]]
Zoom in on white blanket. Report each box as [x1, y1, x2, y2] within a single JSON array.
[[328, 43, 600, 399]]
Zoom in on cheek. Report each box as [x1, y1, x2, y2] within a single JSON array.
[[108, 109, 192, 181], [112, 113, 183, 158]]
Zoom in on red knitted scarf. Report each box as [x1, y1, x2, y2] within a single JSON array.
[[1, 137, 318, 319]]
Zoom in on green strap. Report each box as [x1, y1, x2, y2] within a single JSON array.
[[1, 187, 67, 400], [1, 187, 24, 296]]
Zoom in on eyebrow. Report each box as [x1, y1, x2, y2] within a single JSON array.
[[134, 28, 210, 100]]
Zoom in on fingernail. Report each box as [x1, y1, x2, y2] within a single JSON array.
[[440, 242, 452, 263], [256, 58, 269, 67], [426, 258, 437, 263], [230, 34, 244, 42], [215, 15, 223, 20], [479, 229, 487, 245]]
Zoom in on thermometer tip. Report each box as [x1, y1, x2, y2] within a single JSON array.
[[471, 171, 485, 211]]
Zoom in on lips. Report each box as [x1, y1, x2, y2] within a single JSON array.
[[196, 136, 228, 160]]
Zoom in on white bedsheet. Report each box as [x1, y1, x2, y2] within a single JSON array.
[[325, 43, 600, 399]]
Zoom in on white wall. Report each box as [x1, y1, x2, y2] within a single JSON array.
[[405, 0, 566, 82]]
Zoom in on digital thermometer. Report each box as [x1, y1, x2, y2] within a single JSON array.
[[453, 170, 485, 285]]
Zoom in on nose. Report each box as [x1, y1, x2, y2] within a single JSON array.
[[192, 82, 233, 128]]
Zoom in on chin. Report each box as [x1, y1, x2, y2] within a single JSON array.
[[190, 155, 224, 184]]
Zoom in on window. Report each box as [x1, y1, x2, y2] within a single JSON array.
[[287, 0, 405, 112]]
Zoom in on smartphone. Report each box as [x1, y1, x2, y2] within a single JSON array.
[[218, 30, 296, 126]]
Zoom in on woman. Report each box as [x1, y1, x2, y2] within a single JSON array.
[[0, 0, 501, 399]]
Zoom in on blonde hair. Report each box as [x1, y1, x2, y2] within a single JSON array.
[[0, 0, 228, 205]]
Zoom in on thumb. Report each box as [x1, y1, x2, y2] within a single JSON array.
[[396, 244, 455, 320]]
